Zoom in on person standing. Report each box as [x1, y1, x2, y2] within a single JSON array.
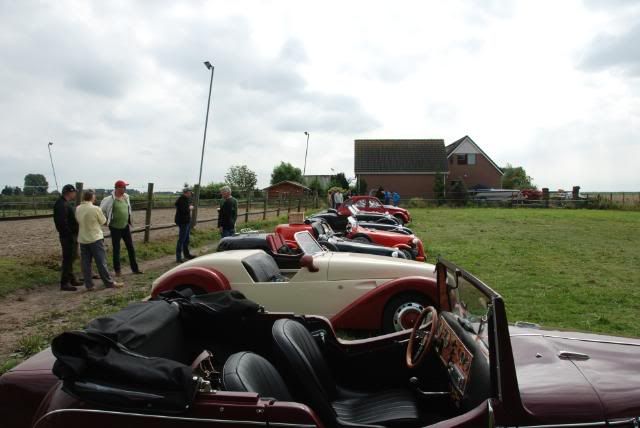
[[392, 191, 401, 207], [375, 186, 385, 201], [384, 190, 391, 205], [100, 180, 143, 276], [217, 185, 237, 238], [175, 187, 195, 263], [334, 189, 344, 209], [76, 189, 123, 290], [53, 184, 80, 291]]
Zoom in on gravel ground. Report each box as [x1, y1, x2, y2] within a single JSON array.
[[0, 206, 270, 259]]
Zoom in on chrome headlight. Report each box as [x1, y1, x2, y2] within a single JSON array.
[[391, 251, 399, 258], [411, 238, 419, 246]]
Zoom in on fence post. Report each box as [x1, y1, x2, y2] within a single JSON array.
[[75, 182, 83, 207], [297, 198, 302, 212], [542, 188, 549, 208], [622, 192, 625, 205], [314, 192, 318, 209], [191, 184, 201, 229], [263, 195, 267, 220], [244, 195, 250, 223], [144, 183, 154, 243], [287, 197, 291, 214], [276, 195, 281, 217]]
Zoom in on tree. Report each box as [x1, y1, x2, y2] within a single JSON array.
[[329, 172, 349, 190], [433, 173, 446, 205], [308, 177, 325, 197], [200, 182, 227, 199], [23, 173, 48, 196], [2, 185, 13, 196], [270, 162, 303, 185], [501, 164, 535, 190], [13, 186, 22, 195], [225, 165, 257, 194], [449, 180, 469, 206]]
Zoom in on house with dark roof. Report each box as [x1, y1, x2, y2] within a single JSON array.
[[354, 139, 448, 198], [446, 135, 503, 190], [263, 181, 311, 199]]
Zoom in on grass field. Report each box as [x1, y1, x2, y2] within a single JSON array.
[[412, 207, 640, 337]]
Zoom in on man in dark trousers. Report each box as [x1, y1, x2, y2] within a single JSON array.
[[175, 187, 195, 263], [217, 185, 237, 238], [53, 184, 79, 291], [100, 180, 143, 276]]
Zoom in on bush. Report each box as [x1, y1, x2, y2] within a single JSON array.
[[408, 197, 427, 208]]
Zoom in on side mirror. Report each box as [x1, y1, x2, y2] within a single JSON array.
[[300, 255, 319, 272]]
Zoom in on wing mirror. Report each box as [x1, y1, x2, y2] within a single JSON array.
[[300, 255, 319, 272]]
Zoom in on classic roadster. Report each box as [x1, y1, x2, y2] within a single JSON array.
[[152, 231, 436, 333], [217, 229, 407, 270], [309, 206, 413, 234], [277, 217, 426, 261], [339, 195, 412, 225], [3, 259, 640, 428]]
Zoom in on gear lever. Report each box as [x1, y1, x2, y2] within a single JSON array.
[[409, 377, 450, 397]]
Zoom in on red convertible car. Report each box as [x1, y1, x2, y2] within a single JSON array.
[[3, 259, 640, 428], [276, 217, 426, 261], [339, 196, 411, 224]]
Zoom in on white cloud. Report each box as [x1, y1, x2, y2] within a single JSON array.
[[0, 0, 638, 192]]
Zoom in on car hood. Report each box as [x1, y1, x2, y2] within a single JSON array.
[[326, 252, 435, 281], [510, 327, 640, 423]]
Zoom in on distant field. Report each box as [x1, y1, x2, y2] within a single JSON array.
[[411, 207, 640, 337]]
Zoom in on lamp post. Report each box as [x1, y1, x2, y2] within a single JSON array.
[[303, 131, 310, 176], [192, 60, 215, 228], [47, 142, 59, 193]]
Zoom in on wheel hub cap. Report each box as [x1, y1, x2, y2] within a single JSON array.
[[393, 302, 424, 331]]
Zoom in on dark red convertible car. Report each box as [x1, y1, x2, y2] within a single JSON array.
[[3, 259, 640, 428], [339, 196, 411, 225], [276, 217, 426, 261]]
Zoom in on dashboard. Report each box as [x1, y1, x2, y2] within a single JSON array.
[[434, 316, 474, 402]]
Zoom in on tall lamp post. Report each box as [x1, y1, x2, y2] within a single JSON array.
[[47, 142, 59, 193], [192, 60, 215, 228], [303, 131, 310, 176]]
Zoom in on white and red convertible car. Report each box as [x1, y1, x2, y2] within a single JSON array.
[[152, 231, 437, 333]]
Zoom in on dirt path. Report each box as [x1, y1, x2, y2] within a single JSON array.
[[0, 240, 219, 362]]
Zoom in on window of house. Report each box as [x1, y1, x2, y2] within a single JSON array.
[[468, 153, 476, 165], [457, 154, 467, 165]]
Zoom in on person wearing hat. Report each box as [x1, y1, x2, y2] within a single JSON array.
[[100, 180, 143, 276], [53, 184, 80, 291], [174, 187, 196, 263]]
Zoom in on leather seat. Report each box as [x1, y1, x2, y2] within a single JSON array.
[[222, 352, 292, 401], [272, 318, 421, 428], [241, 252, 288, 283]]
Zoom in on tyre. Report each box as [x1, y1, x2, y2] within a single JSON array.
[[400, 249, 413, 260], [351, 235, 371, 244], [382, 293, 432, 333], [393, 215, 405, 225]]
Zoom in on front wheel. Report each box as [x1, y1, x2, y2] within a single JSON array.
[[382, 293, 431, 333], [393, 215, 405, 225]]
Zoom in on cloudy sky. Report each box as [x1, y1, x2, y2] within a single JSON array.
[[1, 0, 639, 192]]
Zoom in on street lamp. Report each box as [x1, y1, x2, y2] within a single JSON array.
[[303, 131, 310, 176], [47, 142, 59, 193], [192, 60, 215, 227]]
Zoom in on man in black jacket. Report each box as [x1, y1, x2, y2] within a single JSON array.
[[53, 184, 79, 291], [175, 187, 195, 263], [217, 185, 237, 238]]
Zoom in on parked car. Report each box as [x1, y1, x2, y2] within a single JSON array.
[[4, 258, 640, 428], [216, 229, 407, 270], [309, 205, 401, 233], [276, 217, 426, 261], [339, 195, 411, 224], [152, 231, 436, 332]]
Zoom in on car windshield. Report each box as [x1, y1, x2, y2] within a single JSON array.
[[294, 231, 325, 255], [442, 262, 493, 343]]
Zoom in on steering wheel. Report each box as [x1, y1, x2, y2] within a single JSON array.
[[406, 306, 439, 369]]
